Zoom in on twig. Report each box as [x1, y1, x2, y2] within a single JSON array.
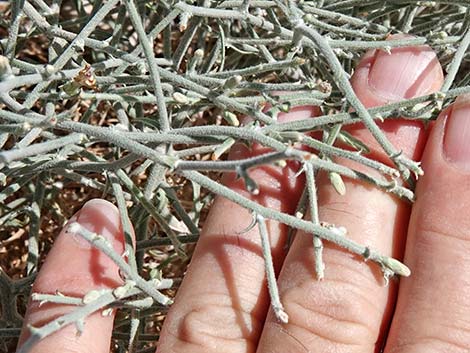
[[257, 214, 288, 323]]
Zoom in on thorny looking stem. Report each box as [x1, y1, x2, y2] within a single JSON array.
[[257, 214, 289, 323], [18, 279, 174, 353], [305, 163, 325, 281], [180, 169, 411, 278], [65, 222, 173, 306]]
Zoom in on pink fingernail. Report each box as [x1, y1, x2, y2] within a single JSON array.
[[444, 95, 470, 170], [368, 43, 442, 101], [68, 199, 121, 249]]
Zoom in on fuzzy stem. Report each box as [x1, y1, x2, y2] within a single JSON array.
[[66, 222, 173, 305], [257, 214, 288, 323], [180, 169, 410, 277], [305, 163, 325, 280], [124, 0, 170, 132]]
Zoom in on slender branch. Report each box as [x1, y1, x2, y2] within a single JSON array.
[[293, 22, 422, 179], [124, 0, 170, 131], [180, 169, 411, 278], [257, 214, 288, 323], [65, 222, 173, 305], [441, 26, 470, 92], [305, 163, 324, 280], [17, 281, 173, 353]]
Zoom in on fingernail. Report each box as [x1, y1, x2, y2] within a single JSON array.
[[444, 95, 470, 170], [368, 41, 442, 101], [68, 199, 121, 249]]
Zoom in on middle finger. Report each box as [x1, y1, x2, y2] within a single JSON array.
[[157, 106, 319, 353]]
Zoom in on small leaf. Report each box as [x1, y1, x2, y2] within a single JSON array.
[[222, 111, 240, 126], [329, 172, 346, 195], [338, 131, 370, 153], [212, 138, 236, 160], [382, 257, 411, 277]]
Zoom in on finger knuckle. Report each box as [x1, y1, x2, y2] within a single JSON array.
[[418, 224, 470, 246], [282, 278, 380, 347], [388, 335, 470, 353], [170, 300, 261, 353]]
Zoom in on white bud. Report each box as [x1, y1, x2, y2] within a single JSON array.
[[0, 55, 12, 80], [101, 308, 114, 317], [113, 286, 128, 299], [67, 222, 81, 234], [194, 49, 204, 58], [114, 123, 129, 131], [172, 92, 189, 104], [329, 172, 346, 196], [382, 257, 411, 277], [125, 279, 136, 287], [223, 111, 240, 126], [82, 290, 101, 304], [44, 64, 55, 77]]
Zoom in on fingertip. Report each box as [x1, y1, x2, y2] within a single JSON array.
[[81, 198, 120, 213], [70, 198, 126, 249], [34, 198, 128, 293], [18, 198, 133, 353], [345, 35, 444, 165], [351, 35, 444, 107]]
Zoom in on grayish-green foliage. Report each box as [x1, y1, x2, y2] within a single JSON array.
[[1, 0, 469, 352]]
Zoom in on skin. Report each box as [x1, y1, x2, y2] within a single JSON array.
[[17, 40, 470, 353]]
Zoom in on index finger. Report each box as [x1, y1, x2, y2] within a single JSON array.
[[17, 199, 131, 353]]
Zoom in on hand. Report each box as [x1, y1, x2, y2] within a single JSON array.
[[17, 40, 470, 353]]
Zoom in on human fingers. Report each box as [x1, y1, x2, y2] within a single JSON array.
[[156, 106, 319, 353], [383, 96, 470, 353], [17, 199, 131, 353], [256, 39, 444, 353]]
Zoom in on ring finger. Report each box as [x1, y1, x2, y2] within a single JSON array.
[[256, 39, 444, 353]]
